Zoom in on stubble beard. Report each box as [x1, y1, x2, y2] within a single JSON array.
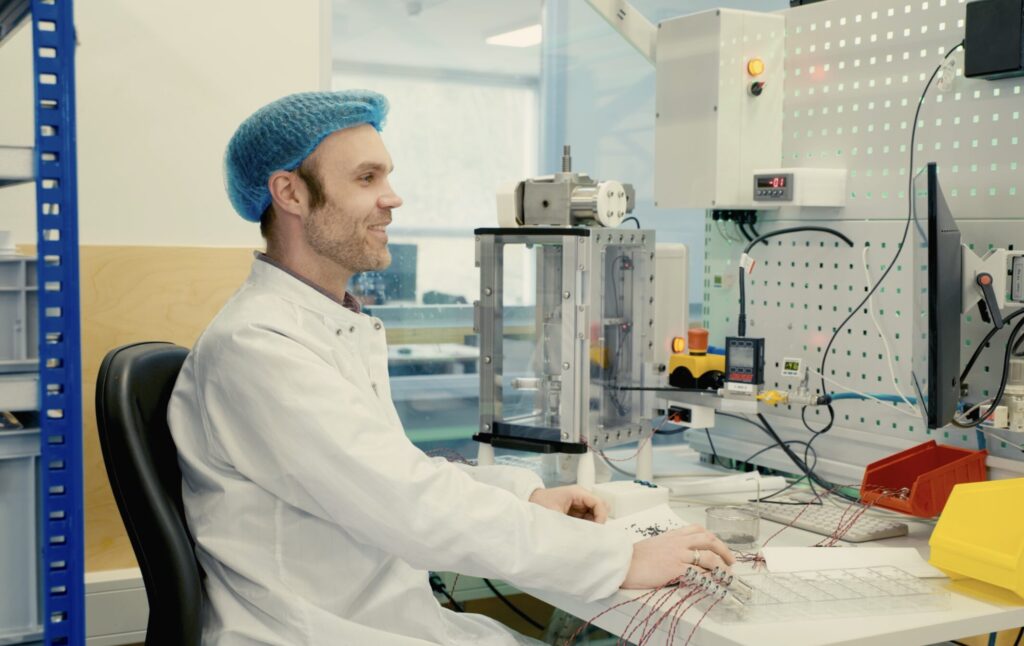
[[303, 201, 391, 274]]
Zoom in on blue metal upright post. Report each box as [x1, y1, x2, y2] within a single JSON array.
[[31, 0, 85, 643]]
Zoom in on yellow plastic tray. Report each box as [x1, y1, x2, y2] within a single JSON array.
[[929, 478, 1024, 601]]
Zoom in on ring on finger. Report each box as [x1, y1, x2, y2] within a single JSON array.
[[692, 549, 702, 567]]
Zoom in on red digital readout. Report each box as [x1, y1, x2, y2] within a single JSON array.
[[756, 176, 788, 189]]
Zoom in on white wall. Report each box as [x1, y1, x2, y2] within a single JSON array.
[[0, 0, 330, 247]]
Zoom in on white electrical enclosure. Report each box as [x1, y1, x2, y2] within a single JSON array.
[[653, 243, 688, 361], [752, 167, 847, 207], [655, 9, 785, 209]]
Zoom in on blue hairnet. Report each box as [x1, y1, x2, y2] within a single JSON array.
[[224, 90, 389, 222]]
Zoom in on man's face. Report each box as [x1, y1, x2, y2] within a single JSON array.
[[301, 124, 402, 274]]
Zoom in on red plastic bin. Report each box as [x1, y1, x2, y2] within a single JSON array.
[[860, 440, 987, 517]]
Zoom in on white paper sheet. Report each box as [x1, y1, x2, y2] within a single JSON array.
[[761, 546, 947, 578], [608, 504, 688, 544]]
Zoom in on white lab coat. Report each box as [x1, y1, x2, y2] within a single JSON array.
[[168, 258, 634, 645]]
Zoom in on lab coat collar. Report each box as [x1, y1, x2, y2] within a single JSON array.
[[247, 254, 370, 325]]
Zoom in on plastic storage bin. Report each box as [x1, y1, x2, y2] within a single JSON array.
[[0, 253, 38, 367], [860, 440, 987, 517], [929, 478, 1024, 601], [0, 429, 41, 643], [0, 251, 42, 641]]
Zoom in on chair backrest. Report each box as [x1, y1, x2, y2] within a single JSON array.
[[95, 342, 201, 646]]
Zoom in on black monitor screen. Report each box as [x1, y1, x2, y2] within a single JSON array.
[[912, 163, 962, 429]]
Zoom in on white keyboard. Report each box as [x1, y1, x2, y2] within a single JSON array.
[[746, 501, 909, 543]]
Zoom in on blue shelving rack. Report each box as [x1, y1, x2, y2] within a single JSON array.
[[29, 0, 85, 643]]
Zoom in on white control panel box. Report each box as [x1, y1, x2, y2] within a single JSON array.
[[655, 9, 785, 209], [751, 167, 847, 208], [652, 243, 688, 359]]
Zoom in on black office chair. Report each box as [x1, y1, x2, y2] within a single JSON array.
[[96, 342, 202, 646]]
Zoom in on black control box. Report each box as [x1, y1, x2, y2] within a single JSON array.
[[965, 0, 1024, 79], [725, 336, 765, 385]]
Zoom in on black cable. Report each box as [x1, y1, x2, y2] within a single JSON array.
[[719, 415, 822, 503], [741, 226, 855, 257], [704, 427, 719, 466], [801, 426, 826, 499], [961, 308, 1024, 382], [745, 440, 821, 504], [482, 578, 545, 631], [660, 413, 820, 502], [737, 226, 855, 336], [715, 411, 856, 502], [738, 266, 747, 335], [1013, 626, 1023, 646], [814, 40, 964, 425], [440, 590, 464, 612], [737, 221, 754, 242], [754, 412, 854, 499], [428, 574, 465, 612], [742, 439, 816, 465], [715, 410, 768, 431], [952, 316, 1024, 428], [622, 216, 641, 229], [617, 386, 715, 393], [801, 403, 836, 435]]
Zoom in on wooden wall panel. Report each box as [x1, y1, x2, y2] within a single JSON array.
[[79, 246, 254, 571], [17, 244, 457, 572]]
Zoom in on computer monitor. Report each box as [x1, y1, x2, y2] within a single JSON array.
[[349, 243, 418, 304], [914, 162, 963, 429]]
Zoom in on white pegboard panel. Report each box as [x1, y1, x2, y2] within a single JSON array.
[[782, 0, 1023, 223], [703, 217, 1024, 472], [700, 0, 1024, 475], [778, 0, 1019, 220]]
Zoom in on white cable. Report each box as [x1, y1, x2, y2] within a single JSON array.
[[953, 398, 994, 426], [807, 367, 921, 417], [978, 427, 1024, 451], [862, 247, 916, 409], [715, 219, 736, 244]]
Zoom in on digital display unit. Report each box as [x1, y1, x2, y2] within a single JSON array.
[[753, 172, 794, 201], [781, 357, 803, 377], [756, 176, 788, 189], [725, 336, 765, 385]]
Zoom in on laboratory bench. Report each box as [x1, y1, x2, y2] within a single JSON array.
[[517, 445, 1024, 646]]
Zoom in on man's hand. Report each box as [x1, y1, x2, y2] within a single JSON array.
[[621, 524, 736, 589], [529, 486, 608, 523]]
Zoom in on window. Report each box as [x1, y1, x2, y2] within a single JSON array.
[[333, 0, 541, 453]]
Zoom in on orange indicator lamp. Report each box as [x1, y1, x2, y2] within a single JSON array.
[[671, 336, 687, 354]]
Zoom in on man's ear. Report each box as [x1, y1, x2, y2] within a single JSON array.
[[267, 170, 305, 217]]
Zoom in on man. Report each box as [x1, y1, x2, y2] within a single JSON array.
[[168, 90, 734, 645]]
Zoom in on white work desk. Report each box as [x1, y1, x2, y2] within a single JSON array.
[[522, 447, 1024, 645]]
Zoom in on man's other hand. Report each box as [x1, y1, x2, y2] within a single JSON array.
[[529, 486, 608, 524], [621, 524, 736, 589]]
